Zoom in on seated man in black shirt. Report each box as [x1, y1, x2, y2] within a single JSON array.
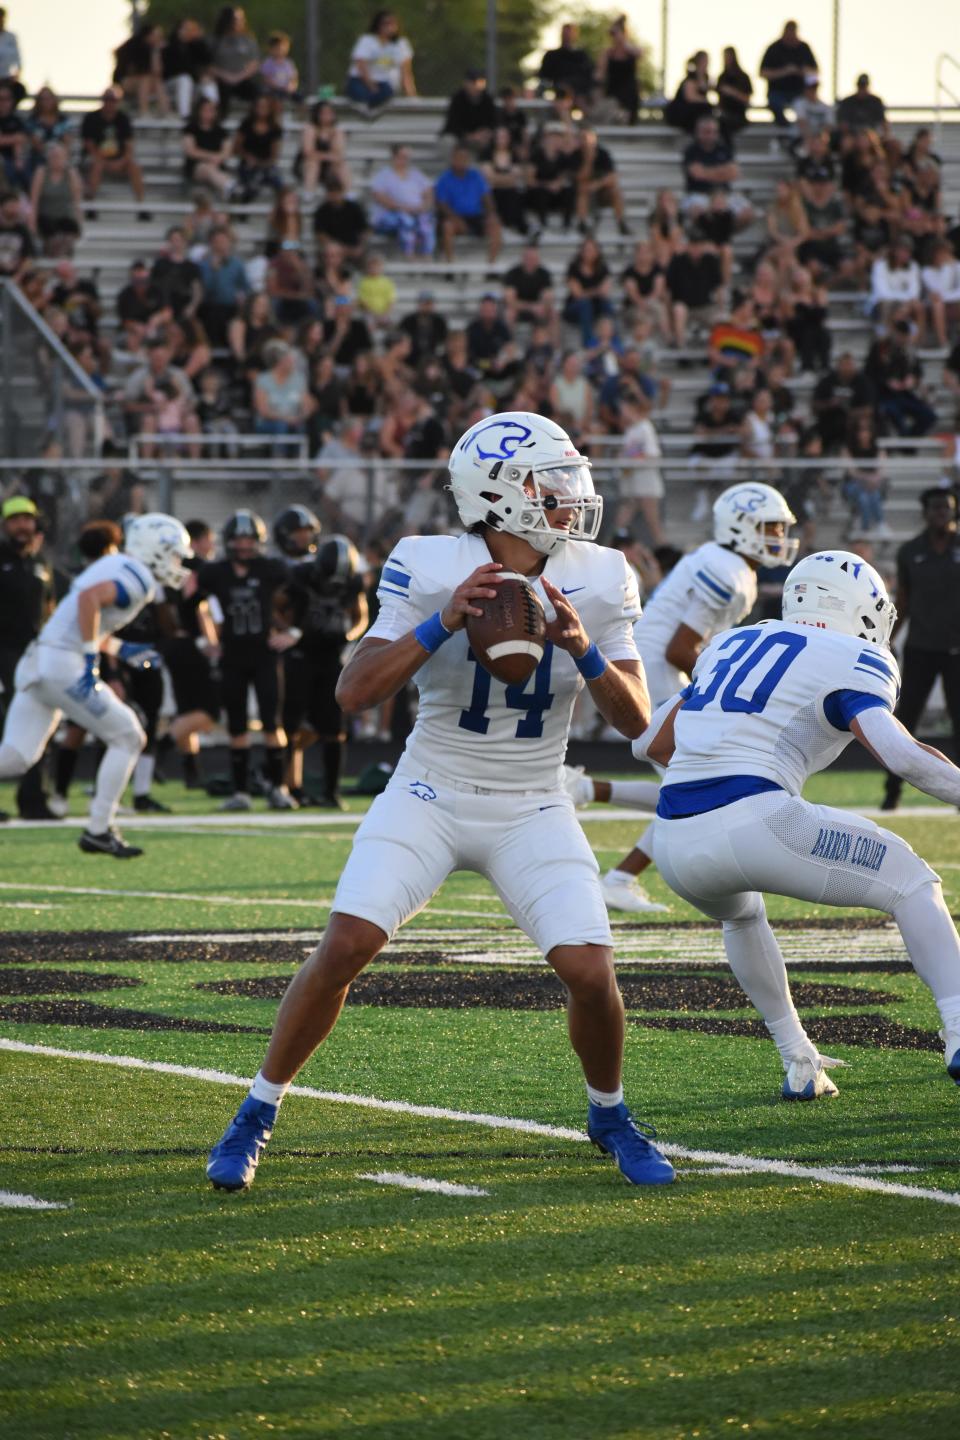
[[836, 74, 888, 139], [575, 129, 630, 236], [811, 351, 875, 450], [526, 126, 576, 231], [665, 231, 724, 346], [322, 294, 373, 368], [682, 116, 754, 230], [442, 70, 497, 152], [465, 293, 520, 385], [503, 243, 556, 338], [149, 226, 202, 320], [759, 20, 818, 127], [398, 290, 448, 365], [80, 88, 146, 207], [116, 259, 159, 326], [538, 23, 595, 109], [313, 178, 368, 264]]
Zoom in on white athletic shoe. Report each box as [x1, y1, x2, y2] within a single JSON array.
[[562, 764, 595, 808], [47, 793, 69, 818], [268, 785, 298, 811], [782, 1053, 845, 1101], [600, 868, 668, 914], [220, 793, 253, 812]]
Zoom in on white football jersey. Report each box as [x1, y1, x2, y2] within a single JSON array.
[[635, 542, 757, 704], [40, 553, 156, 654], [369, 533, 642, 790], [664, 619, 900, 796]]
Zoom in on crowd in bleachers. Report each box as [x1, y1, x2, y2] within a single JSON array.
[[0, 7, 959, 556]]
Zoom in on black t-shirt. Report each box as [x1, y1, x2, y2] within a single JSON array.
[[717, 65, 752, 117], [165, 35, 213, 80], [759, 39, 817, 99], [0, 113, 24, 142], [694, 399, 741, 455], [237, 118, 282, 164], [117, 280, 158, 324], [322, 316, 373, 366], [81, 108, 133, 156], [539, 45, 595, 95], [945, 339, 960, 382], [665, 250, 722, 306], [443, 89, 498, 137], [503, 263, 553, 303], [695, 209, 735, 245], [0, 538, 53, 654], [150, 256, 202, 316], [683, 139, 734, 193], [51, 279, 100, 334], [621, 262, 663, 298], [313, 198, 368, 247], [0, 220, 34, 275], [566, 257, 610, 291], [183, 120, 227, 171], [196, 555, 289, 657], [836, 92, 886, 131], [405, 412, 446, 461], [897, 531, 960, 652], [398, 309, 448, 361], [532, 151, 573, 187], [466, 317, 511, 367]]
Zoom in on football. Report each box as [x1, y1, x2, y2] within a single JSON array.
[[465, 573, 547, 685]]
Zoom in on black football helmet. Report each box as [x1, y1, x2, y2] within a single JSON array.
[[311, 535, 360, 587], [223, 509, 267, 556], [273, 504, 321, 557]]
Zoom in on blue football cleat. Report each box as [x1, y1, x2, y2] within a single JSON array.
[[943, 1030, 960, 1086], [587, 1102, 676, 1185], [207, 1095, 278, 1191]]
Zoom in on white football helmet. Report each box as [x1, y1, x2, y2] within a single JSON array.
[[448, 411, 602, 555], [713, 483, 798, 568], [782, 550, 897, 646], [125, 512, 192, 590]]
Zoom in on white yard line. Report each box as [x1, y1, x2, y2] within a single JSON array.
[[2, 1039, 957, 1210], [0, 1190, 68, 1210], [358, 1171, 489, 1197]]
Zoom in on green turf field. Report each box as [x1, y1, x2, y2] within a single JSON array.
[[2, 769, 960, 1439]]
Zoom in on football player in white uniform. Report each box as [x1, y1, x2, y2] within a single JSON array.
[[634, 550, 960, 1099], [567, 483, 798, 913], [207, 411, 677, 1190], [0, 512, 190, 858]]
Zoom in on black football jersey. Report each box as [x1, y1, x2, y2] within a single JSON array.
[[196, 555, 289, 656]]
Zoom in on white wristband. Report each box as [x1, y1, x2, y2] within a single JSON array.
[[82, 641, 98, 658]]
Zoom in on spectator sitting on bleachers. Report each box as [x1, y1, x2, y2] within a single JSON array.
[[665, 228, 724, 347], [585, 312, 624, 385], [0, 78, 27, 191], [369, 143, 435, 257], [481, 125, 529, 238], [233, 94, 283, 202], [259, 30, 299, 103], [435, 144, 501, 264], [850, 158, 902, 269], [228, 290, 279, 379], [563, 234, 613, 346], [308, 352, 347, 445], [791, 75, 834, 153], [211, 6, 261, 117], [682, 116, 753, 231], [812, 350, 875, 451], [315, 239, 351, 305], [870, 239, 923, 334], [836, 73, 888, 138], [266, 245, 317, 329], [596, 342, 655, 428], [164, 18, 217, 121], [549, 349, 593, 435], [866, 320, 937, 438], [442, 329, 481, 408], [708, 294, 765, 378], [649, 189, 682, 268], [693, 189, 737, 284], [346, 11, 416, 111], [526, 125, 576, 232], [29, 141, 82, 258], [150, 226, 202, 321], [595, 15, 642, 126], [116, 260, 157, 328], [495, 85, 528, 158], [50, 260, 102, 352], [398, 290, 448, 363], [616, 392, 664, 542], [196, 365, 239, 452], [620, 240, 667, 337], [123, 336, 201, 457], [739, 387, 776, 471], [716, 47, 752, 143], [198, 225, 249, 344], [86, 442, 145, 522], [765, 179, 809, 278], [689, 382, 742, 515], [781, 264, 831, 372], [944, 338, 960, 400], [265, 185, 303, 254], [663, 52, 712, 135], [538, 23, 594, 109], [299, 101, 350, 197], [163, 314, 212, 383], [0, 7, 22, 101], [795, 130, 836, 185], [313, 177, 368, 263], [182, 96, 233, 199], [443, 70, 497, 153], [502, 242, 556, 336], [322, 293, 374, 368], [575, 129, 630, 235], [80, 88, 146, 212], [253, 339, 314, 448], [465, 293, 519, 386], [24, 88, 71, 177], [759, 20, 817, 128], [113, 22, 169, 118], [843, 411, 888, 539], [923, 240, 960, 348], [796, 167, 850, 282], [357, 253, 397, 328]]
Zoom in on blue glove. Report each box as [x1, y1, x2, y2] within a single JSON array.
[[66, 653, 102, 704], [117, 642, 162, 670]]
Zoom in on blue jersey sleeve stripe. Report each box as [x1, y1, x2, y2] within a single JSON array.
[[856, 651, 896, 677], [695, 569, 733, 601], [377, 585, 411, 602], [122, 560, 150, 595], [382, 566, 411, 589], [853, 663, 894, 684], [823, 688, 890, 732], [112, 579, 131, 609]]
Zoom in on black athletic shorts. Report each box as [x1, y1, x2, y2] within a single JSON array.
[[282, 646, 344, 737], [222, 651, 283, 738], [166, 637, 221, 720], [122, 663, 164, 748]]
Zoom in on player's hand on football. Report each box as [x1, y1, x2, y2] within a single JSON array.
[[541, 577, 590, 659], [440, 562, 503, 632]]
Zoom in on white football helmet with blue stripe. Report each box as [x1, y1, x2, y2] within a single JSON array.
[[782, 550, 897, 646], [448, 410, 602, 555], [124, 512, 192, 590], [713, 483, 798, 568]]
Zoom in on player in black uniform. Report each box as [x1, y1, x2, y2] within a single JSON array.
[[166, 519, 220, 789], [284, 535, 367, 807], [272, 504, 322, 802], [0, 497, 56, 821], [194, 509, 292, 811], [115, 585, 171, 813]]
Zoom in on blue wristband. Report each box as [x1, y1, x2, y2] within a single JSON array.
[[575, 641, 607, 681], [415, 611, 452, 655]]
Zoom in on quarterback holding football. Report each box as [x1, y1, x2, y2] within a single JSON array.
[[207, 411, 677, 1191]]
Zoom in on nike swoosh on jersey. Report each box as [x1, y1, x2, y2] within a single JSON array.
[[561, 586, 586, 595]]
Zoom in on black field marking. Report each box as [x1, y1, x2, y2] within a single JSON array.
[[632, 1013, 943, 1053], [0, 969, 142, 996], [198, 970, 896, 1012], [0, 1000, 269, 1035]]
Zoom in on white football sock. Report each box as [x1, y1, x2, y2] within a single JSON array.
[[894, 885, 960, 1009], [249, 1072, 290, 1107], [88, 744, 138, 833], [720, 901, 815, 1064], [766, 1009, 819, 1067], [608, 779, 660, 811], [586, 1083, 624, 1108], [132, 753, 155, 797]]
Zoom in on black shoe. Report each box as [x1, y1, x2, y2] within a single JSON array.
[[137, 209, 153, 222], [880, 793, 900, 812], [315, 792, 346, 811], [18, 801, 60, 821], [133, 794, 172, 814], [78, 828, 144, 859]]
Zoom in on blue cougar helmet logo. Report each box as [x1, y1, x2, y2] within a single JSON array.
[[467, 419, 535, 462], [729, 486, 770, 513]]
